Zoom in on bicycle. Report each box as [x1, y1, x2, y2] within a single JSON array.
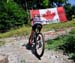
[[30, 24, 45, 57]]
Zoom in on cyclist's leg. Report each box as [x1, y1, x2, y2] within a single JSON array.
[[29, 24, 37, 45], [29, 30, 34, 45]]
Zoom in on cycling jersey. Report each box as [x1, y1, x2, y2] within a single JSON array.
[[33, 16, 42, 25]]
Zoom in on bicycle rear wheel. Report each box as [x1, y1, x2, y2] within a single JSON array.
[[35, 33, 45, 57]]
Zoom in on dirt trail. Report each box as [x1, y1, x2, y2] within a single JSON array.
[[0, 37, 74, 63], [0, 27, 74, 63]]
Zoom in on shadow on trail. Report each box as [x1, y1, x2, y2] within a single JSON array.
[[31, 47, 41, 60], [23, 44, 41, 60]]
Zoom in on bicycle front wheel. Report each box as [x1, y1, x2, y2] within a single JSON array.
[[35, 33, 45, 57]]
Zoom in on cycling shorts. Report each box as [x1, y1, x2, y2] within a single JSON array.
[[32, 23, 42, 32]]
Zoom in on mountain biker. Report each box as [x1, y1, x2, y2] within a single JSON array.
[[27, 15, 43, 49]]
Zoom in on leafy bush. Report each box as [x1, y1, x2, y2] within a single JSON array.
[[61, 35, 75, 53], [67, 53, 75, 61], [0, 0, 28, 32], [59, 29, 75, 53]]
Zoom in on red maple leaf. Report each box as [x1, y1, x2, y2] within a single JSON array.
[[42, 10, 56, 20]]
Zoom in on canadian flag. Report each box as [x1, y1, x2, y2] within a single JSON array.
[[30, 7, 67, 24]]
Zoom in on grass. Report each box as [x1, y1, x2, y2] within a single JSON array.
[[0, 25, 31, 38], [0, 21, 75, 38], [45, 35, 71, 50], [46, 28, 75, 51], [43, 21, 75, 32], [45, 37, 65, 50]]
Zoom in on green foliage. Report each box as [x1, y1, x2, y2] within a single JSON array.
[[70, 28, 75, 34], [46, 38, 64, 50], [60, 35, 75, 53], [58, 29, 75, 53], [0, 0, 73, 33], [42, 0, 49, 8], [46, 28, 75, 61], [25, 0, 68, 9], [59, 33, 75, 61], [0, 0, 28, 32], [71, 5, 75, 15], [69, 53, 75, 61], [64, 3, 72, 20]]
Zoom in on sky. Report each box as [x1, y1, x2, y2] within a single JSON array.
[[68, 0, 75, 6]]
